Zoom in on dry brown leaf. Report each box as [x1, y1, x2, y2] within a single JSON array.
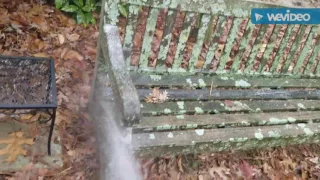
[[145, 88, 169, 103], [67, 33, 80, 42], [58, 34, 65, 45], [239, 160, 254, 180], [0, 131, 34, 162], [33, 52, 49, 58], [63, 50, 84, 61], [20, 114, 33, 121], [177, 156, 184, 172]]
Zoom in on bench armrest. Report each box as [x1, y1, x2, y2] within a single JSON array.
[[100, 25, 141, 125]]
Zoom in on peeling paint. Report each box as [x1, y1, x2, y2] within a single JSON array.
[[287, 117, 296, 123], [149, 134, 155, 139], [168, 132, 174, 138], [304, 128, 314, 136], [235, 79, 251, 87], [150, 75, 162, 81], [195, 129, 204, 136], [164, 108, 172, 114], [198, 79, 206, 88], [268, 131, 281, 138], [298, 123, 306, 129], [156, 125, 173, 131], [177, 101, 185, 109], [269, 117, 288, 125], [255, 129, 264, 140], [176, 115, 185, 119], [195, 107, 204, 114], [297, 103, 306, 109], [187, 124, 198, 129]]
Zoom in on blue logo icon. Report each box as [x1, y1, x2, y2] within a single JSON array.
[[251, 8, 319, 24]]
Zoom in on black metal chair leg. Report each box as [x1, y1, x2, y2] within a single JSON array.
[[48, 108, 56, 156]]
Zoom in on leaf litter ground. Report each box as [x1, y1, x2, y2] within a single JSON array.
[[1, 0, 320, 179]]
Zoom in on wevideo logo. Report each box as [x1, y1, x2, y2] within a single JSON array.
[[251, 8, 319, 24]]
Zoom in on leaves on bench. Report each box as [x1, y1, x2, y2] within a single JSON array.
[[145, 88, 168, 103], [0, 131, 34, 163]]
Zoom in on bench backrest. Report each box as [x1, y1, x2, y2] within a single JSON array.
[[103, 0, 320, 76]]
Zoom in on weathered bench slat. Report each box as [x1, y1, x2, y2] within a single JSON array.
[[188, 14, 211, 72], [273, 25, 299, 73], [132, 123, 320, 157], [257, 25, 283, 73], [131, 73, 320, 88], [172, 12, 195, 70], [252, 25, 276, 72], [290, 26, 314, 74], [123, 5, 140, 67], [141, 100, 320, 116], [243, 24, 271, 73], [134, 111, 320, 133], [304, 33, 320, 75], [202, 16, 226, 70], [315, 53, 320, 75], [139, 8, 160, 68], [230, 20, 255, 72], [210, 17, 234, 71], [282, 25, 311, 73], [124, 0, 282, 18], [156, 10, 177, 70], [298, 29, 319, 74], [217, 18, 242, 72], [138, 89, 320, 101]]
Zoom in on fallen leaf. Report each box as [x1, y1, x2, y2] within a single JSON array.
[[64, 50, 84, 61], [58, 34, 65, 45], [33, 52, 49, 58], [239, 160, 254, 180], [20, 114, 33, 121], [177, 156, 184, 172], [67, 33, 80, 42], [0, 131, 34, 162]]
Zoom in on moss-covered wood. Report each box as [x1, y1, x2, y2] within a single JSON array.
[[131, 73, 320, 89], [132, 123, 320, 157], [138, 89, 320, 101], [134, 111, 320, 133], [141, 99, 320, 116]]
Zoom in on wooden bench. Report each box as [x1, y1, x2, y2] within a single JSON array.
[[90, 0, 320, 158]]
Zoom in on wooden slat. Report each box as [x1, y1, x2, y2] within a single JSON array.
[[135, 111, 320, 132], [230, 21, 255, 72], [124, 0, 290, 18], [202, 16, 226, 70], [272, 25, 300, 73], [243, 25, 270, 73], [263, 25, 288, 73], [132, 123, 320, 157], [217, 18, 242, 72], [138, 89, 320, 101], [257, 25, 283, 73], [282, 26, 311, 73], [131, 73, 320, 89], [292, 27, 316, 74], [139, 8, 160, 68], [304, 34, 320, 75], [156, 10, 177, 70], [298, 29, 319, 74], [123, 5, 140, 67], [188, 14, 211, 72], [171, 12, 195, 70], [141, 100, 320, 116]]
